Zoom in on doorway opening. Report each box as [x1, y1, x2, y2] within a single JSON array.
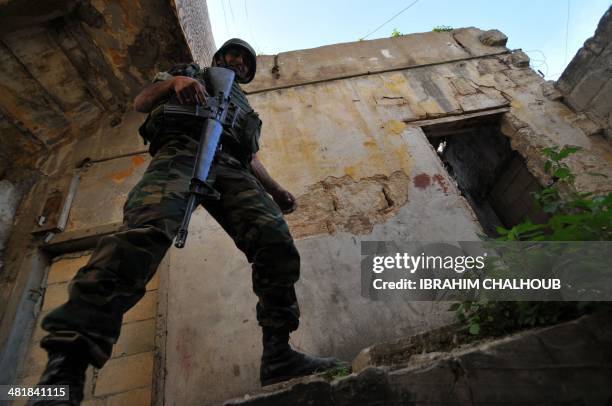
[[422, 114, 548, 237]]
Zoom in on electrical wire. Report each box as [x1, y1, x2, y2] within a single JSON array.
[[228, 0, 235, 22], [362, 0, 421, 40], [564, 0, 571, 66], [220, 0, 229, 37], [244, 0, 263, 54]]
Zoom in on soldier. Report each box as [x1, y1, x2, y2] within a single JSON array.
[[32, 38, 346, 406]]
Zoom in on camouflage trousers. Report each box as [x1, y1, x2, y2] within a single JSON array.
[[41, 134, 300, 368]]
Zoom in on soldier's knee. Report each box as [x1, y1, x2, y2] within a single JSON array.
[[254, 241, 300, 270], [123, 209, 181, 242]]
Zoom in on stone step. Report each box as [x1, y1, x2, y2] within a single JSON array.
[[351, 322, 466, 373], [224, 312, 612, 405]]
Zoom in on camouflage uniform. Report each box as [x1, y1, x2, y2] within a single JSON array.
[[41, 65, 301, 368]]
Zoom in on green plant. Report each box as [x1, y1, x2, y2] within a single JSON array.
[[433, 25, 453, 32], [391, 28, 402, 37], [322, 365, 351, 380], [497, 146, 611, 241], [452, 145, 611, 336]]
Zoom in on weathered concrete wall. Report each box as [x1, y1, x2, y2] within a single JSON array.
[[0, 0, 213, 391], [13, 252, 160, 405], [557, 6, 612, 139], [0, 0, 193, 182], [161, 30, 610, 405], [0, 0, 193, 332], [162, 125, 480, 405], [0, 181, 21, 274], [30, 27, 612, 405], [4, 20, 612, 406], [173, 0, 217, 67]]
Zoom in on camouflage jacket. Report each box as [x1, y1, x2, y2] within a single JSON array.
[[139, 63, 262, 163]]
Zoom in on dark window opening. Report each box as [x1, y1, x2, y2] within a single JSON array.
[[422, 114, 549, 237]]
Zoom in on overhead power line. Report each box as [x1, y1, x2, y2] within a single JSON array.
[[362, 0, 421, 40], [228, 0, 235, 22], [219, 0, 229, 37], [243, 0, 263, 53], [564, 0, 571, 66]]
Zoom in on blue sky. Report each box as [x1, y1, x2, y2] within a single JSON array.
[[207, 0, 610, 80]]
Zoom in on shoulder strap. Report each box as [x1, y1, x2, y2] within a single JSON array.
[[229, 82, 253, 113]]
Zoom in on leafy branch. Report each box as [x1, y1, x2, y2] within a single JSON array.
[[453, 145, 611, 336]]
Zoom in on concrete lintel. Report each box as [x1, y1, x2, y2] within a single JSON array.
[[245, 51, 510, 95], [404, 106, 511, 129]]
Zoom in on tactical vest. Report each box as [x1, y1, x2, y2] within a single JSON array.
[[139, 63, 262, 163]]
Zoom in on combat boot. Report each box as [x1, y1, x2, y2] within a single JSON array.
[[29, 350, 88, 406], [260, 328, 349, 386]]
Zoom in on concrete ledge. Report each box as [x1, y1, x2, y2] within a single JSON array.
[[224, 313, 612, 405], [243, 27, 508, 94]]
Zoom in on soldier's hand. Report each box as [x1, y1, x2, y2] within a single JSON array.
[[172, 76, 208, 105], [272, 188, 298, 214]]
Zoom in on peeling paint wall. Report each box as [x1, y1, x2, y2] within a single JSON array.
[[161, 29, 611, 405]]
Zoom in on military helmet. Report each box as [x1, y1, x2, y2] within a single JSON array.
[[213, 38, 257, 83]]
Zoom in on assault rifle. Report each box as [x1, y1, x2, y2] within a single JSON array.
[[171, 67, 236, 248]]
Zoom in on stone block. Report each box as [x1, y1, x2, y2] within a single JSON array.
[[557, 47, 597, 93], [146, 272, 159, 291], [41, 282, 69, 311], [105, 387, 152, 406], [13, 374, 38, 406], [541, 81, 563, 101], [479, 29, 508, 47], [23, 339, 48, 378], [112, 318, 156, 358], [47, 255, 90, 284], [83, 366, 96, 400], [81, 398, 105, 406], [94, 352, 153, 396], [351, 324, 460, 373], [509, 50, 530, 68], [388, 360, 473, 404], [566, 66, 611, 111], [584, 7, 612, 55], [224, 378, 333, 406], [589, 78, 612, 120], [31, 317, 47, 344], [331, 367, 391, 406], [230, 314, 612, 405], [123, 290, 157, 324]]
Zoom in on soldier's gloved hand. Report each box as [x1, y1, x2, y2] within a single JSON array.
[[271, 188, 298, 214], [172, 76, 208, 105]]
